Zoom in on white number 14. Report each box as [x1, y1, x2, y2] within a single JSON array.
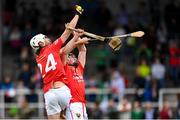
[[45, 54, 57, 72], [38, 54, 57, 76]]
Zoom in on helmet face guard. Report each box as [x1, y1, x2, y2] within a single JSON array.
[[30, 34, 46, 52]]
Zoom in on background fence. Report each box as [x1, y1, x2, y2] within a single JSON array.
[[0, 88, 179, 119]]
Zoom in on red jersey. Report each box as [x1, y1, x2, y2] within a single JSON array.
[[64, 61, 85, 103], [159, 109, 171, 119], [169, 47, 180, 66], [36, 38, 66, 93]]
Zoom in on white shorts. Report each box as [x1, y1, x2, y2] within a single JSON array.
[[44, 86, 72, 115], [66, 102, 88, 120]]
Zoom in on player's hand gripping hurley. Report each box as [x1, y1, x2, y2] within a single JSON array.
[[75, 5, 84, 15]]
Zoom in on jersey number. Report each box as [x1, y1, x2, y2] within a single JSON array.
[[38, 54, 57, 75]]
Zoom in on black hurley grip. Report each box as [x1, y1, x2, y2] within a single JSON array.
[[75, 11, 81, 16]]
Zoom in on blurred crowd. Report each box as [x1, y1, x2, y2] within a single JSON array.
[[1, 0, 180, 119]]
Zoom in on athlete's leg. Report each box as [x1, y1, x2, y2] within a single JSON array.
[[60, 110, 66, 119], [48, 113, 61, 120], [66, 102, 88, 120], [44, 89, 62, 120], [44, 86, 71, 120]]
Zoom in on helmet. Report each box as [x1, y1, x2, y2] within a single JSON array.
[[30, 34, 46, 52]]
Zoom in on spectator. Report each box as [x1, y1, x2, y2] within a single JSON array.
[[86, 74, 98, 102], [15, 80, 30, 105], [86, 74, 97, 88], [153, 42, 166, 59], [107, 99, 119, 119], [22, 22, 36, 46], [144, 79, 159, 102], [18, 97, 34, 119], [151, 57, 166, 88], [176, 103, 180, 119], [120, 69, 129, 88], [2, 75, 15, 102], [116, 3, 129, 27], [110, 71, 125, 102], [18, 62, 32, 88], [118, 98, 132, 119], [26, 88, 38, 103], [133, 68, 146, 88], [91, 101, 103, 119], [19, 46, 29, 64], [136, 43, 152, 61], [113, 25, 126, 36], [9, 26, 22, 52], [8, 106, 18, 118], [136, 59, 150, 80], [134, 88, 144, 102], [169, 40, 180, 86], [2, 9, 13, 25], [131, 101, 144, 119], [159, 101, 173, 119], [176, 94, 180, 119], [100, 70, 111, 89], [93, 43, 110, 72], [144, 24, 158, 50], [16, 80, 27, 90], [125, 37, 137, 58], [31, 67, 42, 89], [99, 95, 109, 116], [157, 25, 167, 44], [28, 76, 37, 90], [144, 102, 158, 119], [2, 24, 10, 42]]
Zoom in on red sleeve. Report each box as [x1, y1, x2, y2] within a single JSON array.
[[52, 37, 63, 51]]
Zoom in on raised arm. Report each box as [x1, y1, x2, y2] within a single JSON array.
[[77, 40, 88, 67], [60, 31, 83, 65], [61, 30, 84, 55], [60, 31, 89, 64], [60, 5, 83, 43]]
